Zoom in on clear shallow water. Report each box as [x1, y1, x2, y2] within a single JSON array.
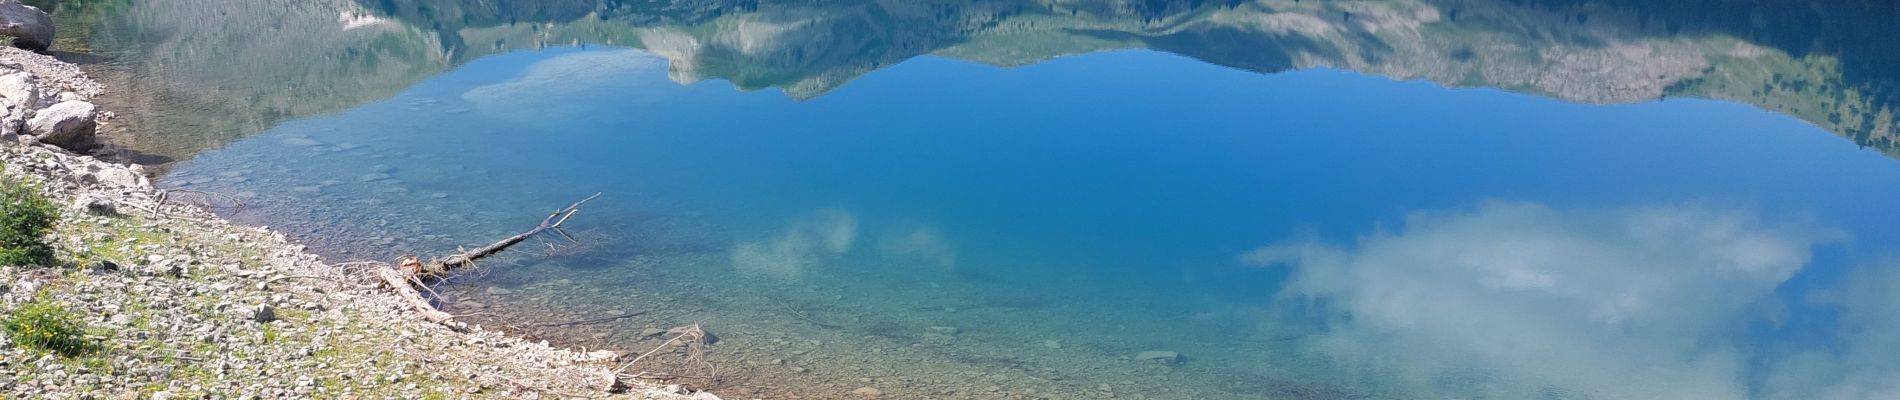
[[155, 46, 1900, 399]]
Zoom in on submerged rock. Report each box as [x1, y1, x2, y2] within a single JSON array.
[[281, 137, 321, 147], [666, 326, 718, 344], [0, 0, 52, 51], [1135, 350, 1182, 364], [26, 100, 96, 151]]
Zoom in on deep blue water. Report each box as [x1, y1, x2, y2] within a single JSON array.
[[160, 47, 1900, 399]]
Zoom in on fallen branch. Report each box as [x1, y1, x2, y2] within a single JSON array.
[[378, 267, 456, 324], [412, 192, 600, 277], [377, 193, 601, 327]]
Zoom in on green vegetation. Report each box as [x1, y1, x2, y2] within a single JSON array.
[[4, 297, 93, 357], [0, 176, 57, 266]]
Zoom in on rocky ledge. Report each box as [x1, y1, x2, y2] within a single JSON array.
[[0, 50, 717, 398]]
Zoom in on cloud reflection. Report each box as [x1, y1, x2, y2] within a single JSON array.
[[1244, 201, 1844, 399], [879, 225, 957, 270], [462, 49, 669, 120], [731, 209, 859, 280]]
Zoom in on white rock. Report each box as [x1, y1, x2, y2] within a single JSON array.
[[90, 167, 149, 188], [0, 72, 35, 107], [26, 100, 95, 151]]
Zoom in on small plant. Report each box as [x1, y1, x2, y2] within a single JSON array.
[[4, 297, 92, 356], [0, 176, 57, 266]]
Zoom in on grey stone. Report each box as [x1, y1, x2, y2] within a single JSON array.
[[252, 305, 276, 323], [0, 0, 52, 51], [1, 113, 21, 140], [26, 100, 96, 151], [71, 193, 115, 215]]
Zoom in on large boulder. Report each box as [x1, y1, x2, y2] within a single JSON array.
[[0, 0, 52, 51], [26, 100, 96, 151]]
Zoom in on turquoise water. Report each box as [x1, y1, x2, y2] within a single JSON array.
[[156, 46, 1900, 399]]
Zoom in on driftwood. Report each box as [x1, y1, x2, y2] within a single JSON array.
[[613, 322, 716, 386], [536, 310, 649, 328], [377, 193, 601, 327]]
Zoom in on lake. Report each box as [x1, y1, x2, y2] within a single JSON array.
[[45, 0, 1900, 398]]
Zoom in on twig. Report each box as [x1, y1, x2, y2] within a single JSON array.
[[612, 322, 708, 376], [773, 296, 840, 328], [262, 274, 358, 286], [156, 188, 249, 215], [535, 310, 647, 328], [613, 334, 690, 375]]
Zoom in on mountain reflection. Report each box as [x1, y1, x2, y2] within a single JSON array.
[[43, 0, 1900, 161]]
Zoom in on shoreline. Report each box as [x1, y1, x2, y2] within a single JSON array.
[[0, 47, 721, 399]]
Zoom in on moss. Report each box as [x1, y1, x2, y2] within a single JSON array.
[[3, 297, 94, 357], [0, 176, 57, 266]]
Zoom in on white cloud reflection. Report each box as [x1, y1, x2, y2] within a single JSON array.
[[878, 225, 957, 270], [462, 49, 669, 120], [731, 209, 859, 280], [1760, 259, 1900, 400], [1243, 201, 1862, 399]]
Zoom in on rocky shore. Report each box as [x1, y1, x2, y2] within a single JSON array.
[[0, 47, 719, 399]]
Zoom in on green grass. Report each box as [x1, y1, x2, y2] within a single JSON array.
[[4, 297, 93, 357], [0, 176, 57, 266]]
